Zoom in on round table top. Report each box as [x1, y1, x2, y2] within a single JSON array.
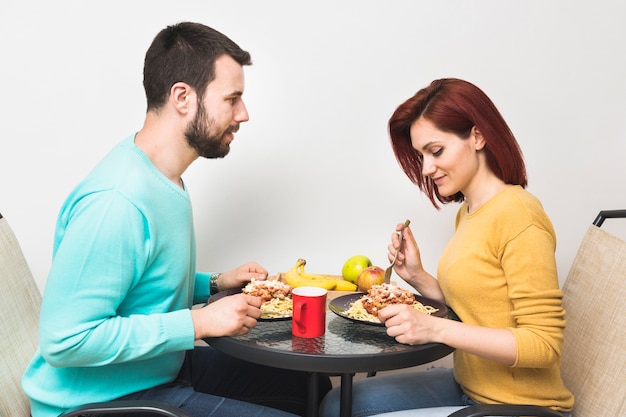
[[205, 309, 455, 374]]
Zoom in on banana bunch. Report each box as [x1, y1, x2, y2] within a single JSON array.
[[332, 277, 359, 291], [284, 258, 357, 291]]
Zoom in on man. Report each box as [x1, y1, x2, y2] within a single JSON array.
[[22, 22, 330, 417]]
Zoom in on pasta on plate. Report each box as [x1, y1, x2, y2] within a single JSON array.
[[345, 284, 438, 323], [242, 279, 293, 318]]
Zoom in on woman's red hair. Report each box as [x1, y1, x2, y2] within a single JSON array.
[[388, 78, 527, 208]]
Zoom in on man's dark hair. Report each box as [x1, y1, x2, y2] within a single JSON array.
[[143, 22, 252, 111]]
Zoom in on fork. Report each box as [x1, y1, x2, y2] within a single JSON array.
[[384, 219, 411, 284]]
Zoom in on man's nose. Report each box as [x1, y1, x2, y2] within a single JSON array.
[[235, 101, 249, 123]]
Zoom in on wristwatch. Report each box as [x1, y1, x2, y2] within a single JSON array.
[[209, 273, 221, 295]]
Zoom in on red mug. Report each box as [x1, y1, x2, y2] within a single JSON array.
[[292, 286, 327, 338]]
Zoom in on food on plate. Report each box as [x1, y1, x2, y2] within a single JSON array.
[[242, 279, 293, 318], [242, 278, 292, 301], [356, 265, 385, 291], [341, 254, 373, 285], [362, 284, 415, 314], [284, 258, 338, 290], [344, 284, 439, 323]]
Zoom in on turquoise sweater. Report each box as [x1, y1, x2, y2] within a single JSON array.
[[22, 135, 212, 417]]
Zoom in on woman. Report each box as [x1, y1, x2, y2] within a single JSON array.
[[319, 78, 573, 416]]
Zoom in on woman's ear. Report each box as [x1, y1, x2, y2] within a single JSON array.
[[472, 126, 486, 150]]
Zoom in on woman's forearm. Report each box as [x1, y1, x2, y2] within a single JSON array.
[[434, 319, 517, 365], [405, 270, 446, 304]]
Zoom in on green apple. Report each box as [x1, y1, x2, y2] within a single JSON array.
[[341, 255, 373, 285]]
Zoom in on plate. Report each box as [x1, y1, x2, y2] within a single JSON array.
[[329, 292, 448, 326], [208, 288, 292, 321]]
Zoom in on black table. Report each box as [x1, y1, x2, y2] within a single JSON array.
[[205, 298, 456, 417]]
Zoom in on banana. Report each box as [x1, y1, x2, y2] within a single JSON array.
[[332, 279, 358, 291], [323, 274, 358, 291], [284, 258, 338, 290]]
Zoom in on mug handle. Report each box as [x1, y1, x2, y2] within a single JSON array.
[[293, 299, 307, 333]]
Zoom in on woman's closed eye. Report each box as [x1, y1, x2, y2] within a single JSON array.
[[431, 147, 443, 157], [415, 146, 443, 158]]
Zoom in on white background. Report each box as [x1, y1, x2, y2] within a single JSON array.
[[2, 0, 625, 293]]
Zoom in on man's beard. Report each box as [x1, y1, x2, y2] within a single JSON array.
[[185, 102, 237, 159]]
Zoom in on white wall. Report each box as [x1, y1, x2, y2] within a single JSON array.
[[2, 0, 625, 293]]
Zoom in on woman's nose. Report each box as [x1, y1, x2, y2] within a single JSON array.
[[422, 156, 436, 176]]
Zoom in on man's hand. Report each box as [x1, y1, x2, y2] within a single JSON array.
[[216, 262, 269, 291], [191, 293, 262, 339]]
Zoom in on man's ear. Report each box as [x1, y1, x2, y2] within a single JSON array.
[[170, 82, 195, 115], [472, 126, 486, 150]]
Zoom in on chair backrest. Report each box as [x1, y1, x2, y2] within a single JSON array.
[[0, 213, 41, 417], [560, 211, 626, 417]]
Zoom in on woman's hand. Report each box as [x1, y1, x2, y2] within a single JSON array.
[[388, 223, 425, 282], [378, 303, 517, 365], [378, 303, 437, 345], [388, 223, 445, 302]]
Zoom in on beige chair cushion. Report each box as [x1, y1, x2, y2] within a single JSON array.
[[0, 217, 41, 417], [561, 225, 626, 417]]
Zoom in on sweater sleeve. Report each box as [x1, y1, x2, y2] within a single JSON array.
[[502, 224, 566, 368], [194, 271, 211, 304], [39, 192, 195, 368]]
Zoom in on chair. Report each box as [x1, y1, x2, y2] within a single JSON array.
[[0, 212, 191, 417], [373, 210, 626, 417]]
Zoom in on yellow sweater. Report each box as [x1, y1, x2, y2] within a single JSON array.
[[438, 186, 574, 412]]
